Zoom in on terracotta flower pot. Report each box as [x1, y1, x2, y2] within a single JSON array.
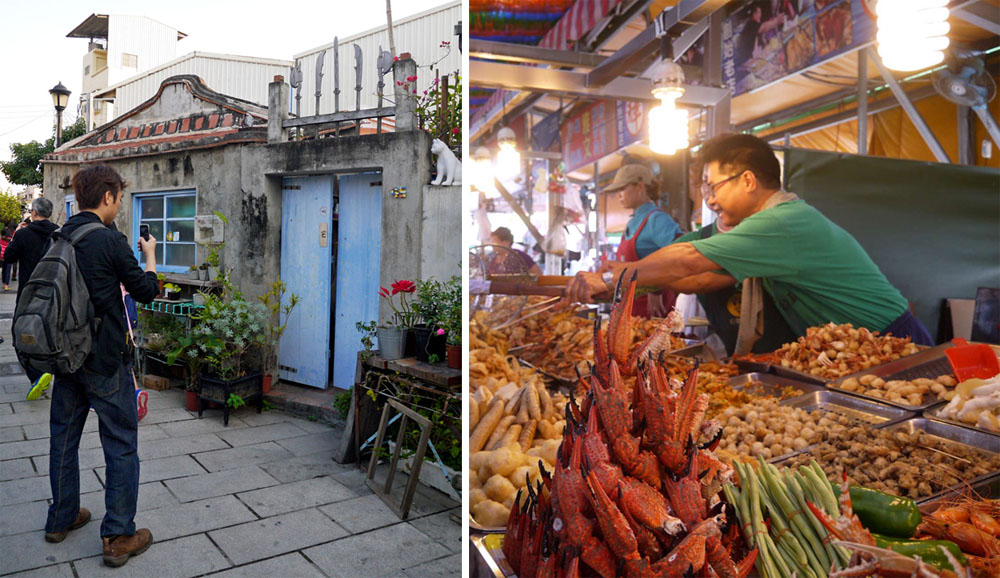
[[185, 390, 198, 412], [262, 374, 273, 395], [446, 344, 461, 369]]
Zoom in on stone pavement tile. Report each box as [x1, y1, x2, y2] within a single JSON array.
[[236, 476, 356, 518], [79, 431, 103, 450], [137, 432, 229, 461], [407, 510, 461, 553], [81, 481, 180, 525], [214, 422, 308, 447], [402, 553, 461, 578], [0, 520, 101, 575], [22, 416, 98, 440], [209, 508, 348, 566], [206, 552, 326, 578], [95, 455, 206, 485], [318, 493, 401, 534], [0, 403, 13, 416], [2, 382, 23, 394], [164, 466, 279, 503], [274, 432, 339, 457], [0, 425, 25, 443], [284, 417, 338, 434], [235, 411, 292, 427], [0, 438, 49, 460], [0, 390, 28, 403], [9, 400, 51, 414], [303, 522, 450, 578], [0, 471, 100, 506], [329, 466, 372, 490], [3, 562, 76, 578], [136, 407, 197, 425], [132, 495, 257, 541], [258, 451, 353, 484], [71, 534, 232, 578], [192, 442, 295, 473], [0, 410, 48, 428], [145, 393, 185, 410], [0, 458, 37, 481], [156, 416, 248, 437], [33, 447, 107, 476], [0, 499, 49, 538]]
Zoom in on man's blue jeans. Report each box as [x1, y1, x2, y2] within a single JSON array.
[[45, 363, 139, 538]]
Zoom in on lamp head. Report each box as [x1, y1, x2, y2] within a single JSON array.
[[49, 81, 71, 112]]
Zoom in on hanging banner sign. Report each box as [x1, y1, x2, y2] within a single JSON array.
[[561, 100, 617, 172], [722, 0, 876, 96]]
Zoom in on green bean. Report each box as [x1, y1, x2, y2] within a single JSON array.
[[759, 485, 809, 569], [747, 467, 779, 578], [786, 472, 836, 574]]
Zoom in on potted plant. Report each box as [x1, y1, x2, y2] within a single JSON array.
[[198, 262, 209, 281], [412, 278, 447, 363], [190, 283, 268, 425], [162, 283, 182, 300], [356, 320, 377, 363], [188, 264, 200, 280], [377, 279, 417, 360], [204, 244, 222, 281], [255, 278, 300, 394], [167, 332, 207, 412], [436, 275, 462, 369], [156, 272, 166, 297]]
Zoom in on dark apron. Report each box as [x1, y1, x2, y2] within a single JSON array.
[[695, 225, 798, 355]]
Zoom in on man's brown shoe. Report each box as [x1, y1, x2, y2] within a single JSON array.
[[44, 508, 91, 543], [102, 529, 153, 567]]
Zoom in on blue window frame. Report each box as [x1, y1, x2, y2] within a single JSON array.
[[65, 194, 76, 219], [132, 190, 197, 273]]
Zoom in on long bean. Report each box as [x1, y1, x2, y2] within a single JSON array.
[[758, 485, 809, 568], [760, 459, 828, 569], [786, 471, 837, 574], [748, 469, 781, 578]]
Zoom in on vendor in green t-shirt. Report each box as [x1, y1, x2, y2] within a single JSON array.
[[566, 133, 933, 348]]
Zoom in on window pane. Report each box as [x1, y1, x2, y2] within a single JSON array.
[[165, 244, 195, 268], [155, 244, 163, 264], [167, 220, 194, 243], [166, 195, 196, 218], [141, 198, 163, 219], [142, 221, 164, 241]]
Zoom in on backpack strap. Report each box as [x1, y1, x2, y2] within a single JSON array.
[[65, 222, 107, 245]]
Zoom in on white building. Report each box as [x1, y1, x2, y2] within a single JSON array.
[[292, 0, 461, 118], [68, 13, 186, 129], [92, 52, 293, 123]]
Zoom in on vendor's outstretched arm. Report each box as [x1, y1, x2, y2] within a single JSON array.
[[671, 271, 737, 294]]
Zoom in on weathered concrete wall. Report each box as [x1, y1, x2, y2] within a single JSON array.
[[43, 147, 242, 268], [421, 185, 462, 284]]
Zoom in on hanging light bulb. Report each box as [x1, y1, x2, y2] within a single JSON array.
[[496, 126, 521, 179], [648, 60, 689, 155], [471, 146, 495, 193], [877, 0, 950, 72]]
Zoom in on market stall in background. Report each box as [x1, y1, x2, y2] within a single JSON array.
[[467, 0, 1000, 576]]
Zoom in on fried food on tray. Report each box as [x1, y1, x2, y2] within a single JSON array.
[[836, 374, 957, 407], [772, 322, 920, 379]]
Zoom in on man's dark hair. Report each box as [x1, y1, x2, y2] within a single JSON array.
[[698, 133, 781, 190], [31, 197, 53, 219], [72, 164, 127, 210], [492, 227, 514, 244]]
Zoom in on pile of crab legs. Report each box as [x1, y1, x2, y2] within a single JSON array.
[[503, 273, 757, 577]]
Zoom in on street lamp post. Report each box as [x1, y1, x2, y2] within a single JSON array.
[[49, 81, 71, 148]]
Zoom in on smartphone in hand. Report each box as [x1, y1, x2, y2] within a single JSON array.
[[140, 224, 150, 241]]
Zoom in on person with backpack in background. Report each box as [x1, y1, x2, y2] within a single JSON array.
[[4, 197, 59, 401], [16, 164, 160, 566]]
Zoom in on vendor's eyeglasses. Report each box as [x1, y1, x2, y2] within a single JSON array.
[[701, 173, 741, 198]]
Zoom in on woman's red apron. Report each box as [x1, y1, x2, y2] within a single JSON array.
[[616, 210, 678, 317]]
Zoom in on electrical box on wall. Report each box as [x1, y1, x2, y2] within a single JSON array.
[[195, 214, 225, 244]]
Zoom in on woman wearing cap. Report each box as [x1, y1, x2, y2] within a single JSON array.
[[604, 164, 682, 317]]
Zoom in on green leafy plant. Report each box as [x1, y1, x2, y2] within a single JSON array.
[[427, 353, 441, 365], [262, 400, 275, 411], [156, 273, 166, 281], [334, 387, 353, 419], [378, 280, 418, 329], [412, 278, 445, 328], [412, 46, 461, 150], [227, 393, 246, 410], [163, 283, 181, 293], [190, 282, 267, 380], [436, 274, 462, 346], [256, 278, 301, 375], [166, 332, 208, 392], [356, 320, 377, 362]]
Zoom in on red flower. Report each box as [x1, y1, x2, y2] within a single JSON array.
[[406, 75, 418, 82], [391, 279, 416, 294], [379, 287, 391, 299], [451, 127, 459, 134]]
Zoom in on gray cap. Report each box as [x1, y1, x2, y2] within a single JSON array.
[[603, 164, 654, 193]]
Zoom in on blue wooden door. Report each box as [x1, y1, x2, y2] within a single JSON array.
[[332, 173, 382, 390], [280, 175, 334, 387]]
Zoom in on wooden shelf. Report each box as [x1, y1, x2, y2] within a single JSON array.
[[161, 273, 222, 289]]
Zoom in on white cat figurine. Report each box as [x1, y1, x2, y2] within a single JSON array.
[[430, 138, 462, 186]]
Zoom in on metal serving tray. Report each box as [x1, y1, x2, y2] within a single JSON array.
[[926, 403, 1000, 437], [471, 533, 514, 578], [918, 473, 1000, 508], [826, 343, 956, 411], [779, 389, 917, 428], [729, 372, 824, 398], [469, 514, 505, 534], [770, 343, 943, 387], [770, 363, 831, 386]]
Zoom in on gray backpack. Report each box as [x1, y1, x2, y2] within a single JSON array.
[[13, 223, 105, 375]]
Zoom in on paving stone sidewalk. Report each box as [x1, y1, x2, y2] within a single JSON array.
[[0, 287, 460, 577]]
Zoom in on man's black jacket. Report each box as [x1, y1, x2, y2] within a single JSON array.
[[61, 212, 159, 376], [4, 219, 59, 301]]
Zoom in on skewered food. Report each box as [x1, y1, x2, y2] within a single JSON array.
[[772, 323, 920, 379]]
